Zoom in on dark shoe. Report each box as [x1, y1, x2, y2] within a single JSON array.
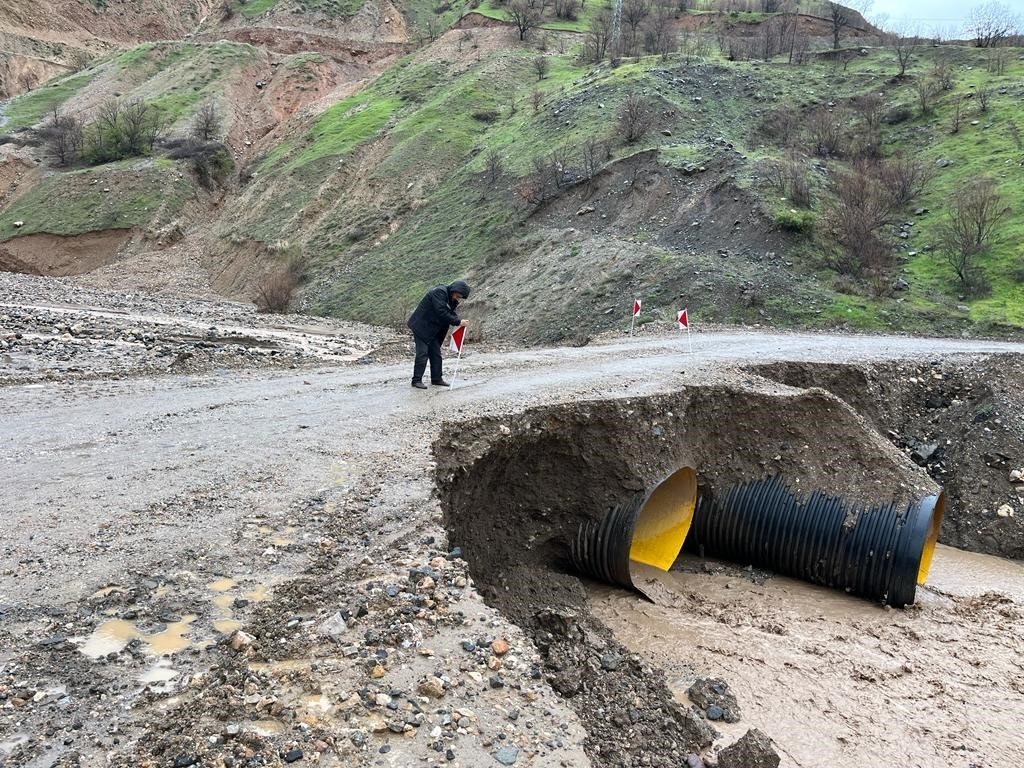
[[431, 379, 451, 387], [412, 381, 428, 389]]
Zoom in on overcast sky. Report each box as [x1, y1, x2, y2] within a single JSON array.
[[864, 0, 981, 33]]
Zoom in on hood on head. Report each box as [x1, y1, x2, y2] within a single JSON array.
[[448, 280, 471, 299]]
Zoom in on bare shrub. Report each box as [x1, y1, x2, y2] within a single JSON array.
[[255, 268, 299, 313], [41, 108, 84, 166], [164, 139, 234, 189], [484, 150, 504, 185], [977, 82, 992, 113], [823, 162, 898, 278], [508, 0, 541, 40], [533, 55, 550, 80], [965, 1, 1020, 48], [949, 93, 964, 133], [191, 102, 221, 142], [530, 88, 544, 113], [617, 95, 653, 144], [874, 154, 934, 207], [806, 107, 845, 158], [915, 77, 937, 116], [937, 177, 1008, 294], [584, 9, 614, 62]]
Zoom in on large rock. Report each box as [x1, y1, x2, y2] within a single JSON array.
[[717, 728, 780, 768]]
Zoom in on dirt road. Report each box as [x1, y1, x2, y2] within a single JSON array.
[[3, 324, 1024, 767]]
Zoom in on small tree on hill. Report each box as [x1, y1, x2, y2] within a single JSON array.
[[965, 1, 1020, 48], [533, 55, 550, 80], [42, 108, 84, 166], [886, 30, 917, 78], [508, 0, 542, 41], [617, 95, 653, 144], [192, 102, 222, 142], [585, 9, 615, 61], [938, 177, 1008, 294]]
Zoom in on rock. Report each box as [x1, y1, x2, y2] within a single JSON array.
[[487, 656, 502, 670], [706, 704, 724, 721], [489, 675, 505, 689], [229, 630, 255, 651], [418, 576, 436, 593], [318, 612, 348, 637], [892, 278, 910, 291], [13, 221, 24, 228], [662, 129, 672, 136], [911, 443, 939, 466], [576, 205, 595, 215], [461, 640, 477, 652], [491, 638, 510, 656], [936, 158, 950, 167], [717, 728, 780, 768], [600, 652, 621, 671], [173, 757, 197, 768], [687, 678, 741, 723], [225, 723, 241, 737], [494, 745, 519, 765], [447, 547, 463, 560], [685, 754, 705, 768], [1009, 468, 1024, 483], [283, 748, 303, 763], [997, 504, 1014, 518], [418, 676, 446, 698], [370, 664, 386, 679]]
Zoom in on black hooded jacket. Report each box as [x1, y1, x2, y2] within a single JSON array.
[[407, 281, 470, 340]]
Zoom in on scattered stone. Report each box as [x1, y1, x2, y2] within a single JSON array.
[[717, 728, 781, 768], [706, 704, 724, 721], [600, 652, 621, 671], [494, 745, 519, 765], [229, 630, 255, 651], [418, 676, 446, 698], [687, 678, 741, 723], [173, 757, 197, 768], [283, 748, 303, 763], [997, 504, 1014, 518], [370, 664, 386, 679], [491, 638, 510, 656], [911, 443, 939, 466], [576, 206, 595, 216]]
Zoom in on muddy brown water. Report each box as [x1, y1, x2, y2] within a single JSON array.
[[591, 545, 1024, 767]]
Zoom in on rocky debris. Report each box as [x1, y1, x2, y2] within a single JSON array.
[[716, 728, 780, 768], [0, 272, 395, 386], [494, 745, 520, 764], [687, 678, 741, 723]]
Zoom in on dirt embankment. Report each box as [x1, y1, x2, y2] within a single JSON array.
[[0, 228, 132, 275]]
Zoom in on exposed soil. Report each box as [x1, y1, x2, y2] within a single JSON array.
[[0, 229, 132, 275]]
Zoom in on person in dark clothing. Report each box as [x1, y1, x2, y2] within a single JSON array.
[[407, 280, 471, 388]]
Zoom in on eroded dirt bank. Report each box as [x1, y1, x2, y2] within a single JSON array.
[[2, 291, 1024, 767]]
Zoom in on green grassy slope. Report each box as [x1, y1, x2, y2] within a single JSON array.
[[223, 35, 1023, 337]]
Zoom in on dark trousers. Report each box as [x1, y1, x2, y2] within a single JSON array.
[[412, 333, 443, 383]]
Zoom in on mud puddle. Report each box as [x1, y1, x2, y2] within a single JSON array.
[[590, 545, 1024, 768]]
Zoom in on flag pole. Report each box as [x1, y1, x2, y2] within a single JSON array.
[[687, 325, 692, 354], [630, 313, 635, 337], [450, 347, 464, 388]]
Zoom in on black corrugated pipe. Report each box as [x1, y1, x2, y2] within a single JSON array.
[[570, 466, 697, 595], [687, 476, 945, 607]]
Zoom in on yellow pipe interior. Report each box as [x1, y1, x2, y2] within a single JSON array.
[[628, 466, 698, 571], [917, 491, 946, 585]]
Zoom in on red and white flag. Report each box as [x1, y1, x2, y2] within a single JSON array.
[[450, 325, 467, 354], [632, 299, 642, 317], [677, 308, 689, 329]]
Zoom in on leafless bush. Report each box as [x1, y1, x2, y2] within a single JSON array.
[[977, 82, 991, 113], [930, 55, 955, 91], [255, 268, 299, 313], [530, 89, 544, 113], [508, 0, 541, 41], [986, 47, 1009, 74], [621, 0, 651, 57], [966, 1, 1020, 48], [580, 136, 609, 180], [886, 31, 917, 78], [584, 9, 614, 62], [765, 151, 812, 207], [949, 93, 964, 133], [533, 55, 550, 80], [163, 139, 234, 189], [40, 108, 84, 166], [916, 77, 938, 116], [937, 177, 1008, 294], [823, 162, 898, 278], [806, 108, 845, 158], [191, 102, 221, 142], [874, 154, 934, 207], [618, 95, 653, 144], [552, 0, 579, 19], [484, 150, 504, 185], [757, 107, 801, 146]]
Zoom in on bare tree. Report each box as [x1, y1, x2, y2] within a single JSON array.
[[581, 136, 606, 180], [915, 77, 937, 116], [530, 88, 544, 112], [191, 102, 222, 142], [965, 1, 1020, 48], [533, 55, 550, 80], [552, 0, 580, 19], [949, 93, 964, 133], [617, 94, 653, 143], [621, 0, 651, 56], [986, 47, 1008, 74], [853, 93, 883, 131], [585, 9, 615, 62], [508, 0, 542, 41], [643, 3, 676, 59], [120, 99, 157, 155], [42, 108, 83, 166], [825, 1, 851, 49], [886, 29, 917, 78], [931, 54, 955, 90], [484, 150, 504, 185], [938, 178, 1008, 293], [824, 162, 898, 278]]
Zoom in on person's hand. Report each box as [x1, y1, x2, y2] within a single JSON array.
[[460, 320, 469, 327]]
